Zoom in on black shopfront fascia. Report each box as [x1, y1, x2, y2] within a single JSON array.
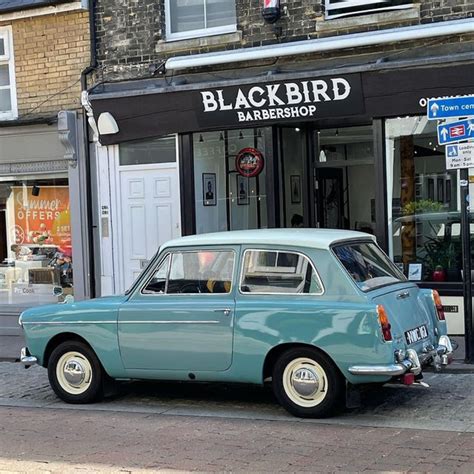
[[90, 62, 474, 296]]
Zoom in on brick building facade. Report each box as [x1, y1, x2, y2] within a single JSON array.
[[87, 0, 474, 335], [0, 1, 93, 339]]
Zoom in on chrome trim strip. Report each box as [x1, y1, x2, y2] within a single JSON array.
[[22, 321, 116, 325], [119, 320, 220, 324], [349, 364, 407, 376]]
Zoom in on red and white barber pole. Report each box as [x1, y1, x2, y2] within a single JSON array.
[[262, 0, 280, 23]]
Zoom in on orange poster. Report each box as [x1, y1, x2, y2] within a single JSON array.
[[11, 186, 71, 253]]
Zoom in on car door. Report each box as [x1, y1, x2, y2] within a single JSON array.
[[118, 246, 238, 371]]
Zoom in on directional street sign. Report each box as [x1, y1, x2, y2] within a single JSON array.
[[445, 143, 474, 170], [428, 96, 474, 120], [437, 118, 474, 145]]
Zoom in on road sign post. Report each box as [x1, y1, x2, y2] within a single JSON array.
[[460, 170, 474, 363]]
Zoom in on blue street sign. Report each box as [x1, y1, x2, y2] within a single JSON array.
[[437, 118, 474, 145], [428, 96, 474, 120]]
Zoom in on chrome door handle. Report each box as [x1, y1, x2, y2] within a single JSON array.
[[397, 291, 410, 299], [214, 308, 232, 316]]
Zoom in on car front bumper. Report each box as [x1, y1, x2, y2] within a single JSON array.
[[348, 335, 453, 377], [20, 347, 38, 367]]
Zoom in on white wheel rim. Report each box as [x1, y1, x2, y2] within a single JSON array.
[[282, 357, 328, 408], [56, 351, 93, 395]]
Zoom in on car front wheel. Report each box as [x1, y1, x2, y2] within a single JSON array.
[[272, 348, 344, 418], [48, 341, 104, 404]]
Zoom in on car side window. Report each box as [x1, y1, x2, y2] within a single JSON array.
[[142, 255, 170, 294], [167, 250, 235, 294], [240, 250, 323, 294]]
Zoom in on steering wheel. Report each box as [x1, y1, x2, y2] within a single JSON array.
[[177, 283, 202, 294]]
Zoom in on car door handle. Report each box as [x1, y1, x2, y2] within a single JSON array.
[[397, 291, 410, 299], [214, 308, 232, 316]]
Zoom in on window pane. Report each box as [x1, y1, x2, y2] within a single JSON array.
[[333, 243, 405, 292], [241, 250, 322, 294], [0, 38, 4, 55], [143, 255, 170, 294], [119, 136, 176, 166], [206, 0, 236, 28], [386, 116, 464, 283], [0, 178, 74, 305], [0, 64, 9, 87], [167, 250, 234, 293], [0, 88, 11, 112], [170, 0, 205, 34]]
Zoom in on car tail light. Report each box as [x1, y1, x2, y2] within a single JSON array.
[[432, 290, 445, 321], [377, 305, 392, 342]]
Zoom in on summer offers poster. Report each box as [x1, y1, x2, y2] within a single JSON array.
[[10, 186, 71, 254]]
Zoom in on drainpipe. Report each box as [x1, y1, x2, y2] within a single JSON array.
[[165, 18, 474, 71], [80, 0, 97, 298]]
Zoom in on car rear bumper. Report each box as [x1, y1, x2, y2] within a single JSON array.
[[348, 335, 453, 377], [20, 347, 38, 367]]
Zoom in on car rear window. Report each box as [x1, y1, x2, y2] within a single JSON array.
[[333, 242, 406, 292]]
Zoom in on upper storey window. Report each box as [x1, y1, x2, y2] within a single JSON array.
[[325, 0, 413, 19], [165, 0, 236, 41], [0, 26, 17, 120]]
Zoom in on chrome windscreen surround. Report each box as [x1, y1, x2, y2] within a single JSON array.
[[437, 335, 453, 354]]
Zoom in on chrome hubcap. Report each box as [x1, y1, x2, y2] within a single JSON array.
[[282, 357, 328, 408], [56, 351, 93, 395], [291, 367, 319, 397]]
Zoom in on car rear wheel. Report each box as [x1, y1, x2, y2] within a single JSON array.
[[272, 347, 344, 418], [48, 341, 104, 404]]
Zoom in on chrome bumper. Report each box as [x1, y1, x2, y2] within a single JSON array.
[[348, 335, 453, 377], [20, 347, 38, 367]]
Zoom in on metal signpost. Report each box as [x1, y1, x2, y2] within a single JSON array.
[[429, 95, 474, 363]]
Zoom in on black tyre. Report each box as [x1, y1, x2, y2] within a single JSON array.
[[48, 340, 104, 404], [272, 347, 344, 418]]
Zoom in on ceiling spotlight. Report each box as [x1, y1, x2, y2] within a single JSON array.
[[335, 129, 339, 136], [295, 127, 300, 132]]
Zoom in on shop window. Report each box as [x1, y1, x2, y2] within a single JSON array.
[[193, 129, 268, 234], [240, 249, 323, 294], [0, 176, 73, 305], [119, 136, 176, 166], [0, 26, 17, 120], [165, 0, 236, 41], [325, 0, 412, 19], [316, 125, 375, 233], [386, 116, 470, 284]]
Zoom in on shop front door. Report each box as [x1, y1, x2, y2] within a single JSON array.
[[119, 164, 181, 291], [317, 168, 345, 229]]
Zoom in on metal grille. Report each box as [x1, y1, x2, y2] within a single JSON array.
[[326, 0, 413, 19]]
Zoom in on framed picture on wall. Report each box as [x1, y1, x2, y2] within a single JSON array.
[[202, 173, 217, 206], [237, 175, 249, 205], [290, 175, 301, 204]]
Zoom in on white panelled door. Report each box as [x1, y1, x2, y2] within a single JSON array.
[[119, 164, 181, 291]]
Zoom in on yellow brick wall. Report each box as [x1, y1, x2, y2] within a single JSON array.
[[0, 10, 90, 119]]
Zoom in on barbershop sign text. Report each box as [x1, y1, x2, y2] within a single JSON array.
[[198, 75, 364, 125]]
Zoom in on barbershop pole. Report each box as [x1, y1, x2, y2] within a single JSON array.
[[428, 96, 474, 363]]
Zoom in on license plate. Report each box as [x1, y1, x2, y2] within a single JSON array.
[[405, 324, 428, 345]]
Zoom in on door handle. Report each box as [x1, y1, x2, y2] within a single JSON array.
[[214, 308, 232, 316], [397, 291, 410, 299]]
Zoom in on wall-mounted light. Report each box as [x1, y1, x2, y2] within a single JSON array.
[[262, 0, 280, 23], [199, 134, 204, 142], [239, 131, 244, 139], [97, 112, 119, 135], [32, 185, 40, 197]]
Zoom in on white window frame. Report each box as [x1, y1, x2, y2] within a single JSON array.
[[325, 0, 413, 20], [164, 0, 236, 42], [0, 26, 17, 120]]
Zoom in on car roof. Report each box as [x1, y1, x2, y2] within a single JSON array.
[[162, 228, 375, 250]]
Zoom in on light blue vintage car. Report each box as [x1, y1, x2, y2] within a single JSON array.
[[20, 229, 453, 418]]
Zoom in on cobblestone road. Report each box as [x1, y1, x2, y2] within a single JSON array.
[[1, 362, 474, 432]]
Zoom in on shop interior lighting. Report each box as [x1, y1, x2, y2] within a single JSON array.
[[295, 127, 300, 132]]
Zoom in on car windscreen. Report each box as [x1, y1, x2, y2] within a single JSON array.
[[332, 241, 406, 292]]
